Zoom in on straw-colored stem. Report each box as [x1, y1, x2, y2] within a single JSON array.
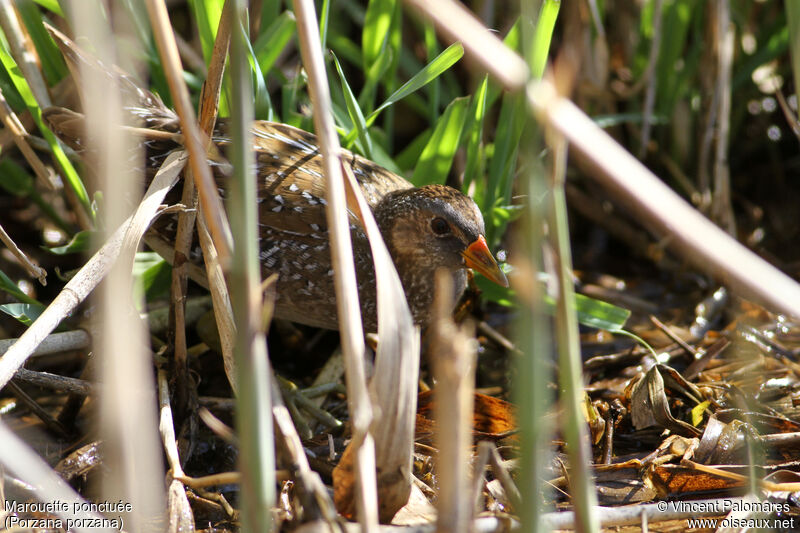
[[293, 0, 379, 528]]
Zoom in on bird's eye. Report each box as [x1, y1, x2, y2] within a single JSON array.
[[430, 217, 450, 235]]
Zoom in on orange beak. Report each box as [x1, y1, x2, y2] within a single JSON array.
[[462, 235, 509, 288]]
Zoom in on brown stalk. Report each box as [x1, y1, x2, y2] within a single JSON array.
[[144, 0, 233, 266], [169, 0, 234, 413], [292, 0, 379, 529], [0, 221, 46, 284], [0, 88, 54, 191]]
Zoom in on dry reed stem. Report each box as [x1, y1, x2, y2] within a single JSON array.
[[0, 0, 50, 106], [0, 330, 90, 358], [158, 370, 186, 479], [198, 214, 237, 390], [12, 367, 93, 395], [405, 0, 800, 319], [144, 0, 233, 265], [169, 0, 234, 406], [72, 9, 167, 526], [195, 0, 237, 393], [292, 0, 379, 529], [0, 221, 46, 284], [339, 161, 420, 521], [0, 151, 185, 390], [0, 89, 54, 191], [431, 270, 475, 533], [158, 369, 195, 529]]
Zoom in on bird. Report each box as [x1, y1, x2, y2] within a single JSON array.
[[42, 28, 508, 332], [161, 121, 507, 331]]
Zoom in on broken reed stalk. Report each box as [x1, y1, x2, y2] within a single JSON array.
[[158, 369, 196, 531], [431, 270, 475, 533], [227, 1, 276, 531], [292, 0, 379, 529]]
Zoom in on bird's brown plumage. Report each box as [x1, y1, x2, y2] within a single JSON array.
[[42, 25, 506, 331]]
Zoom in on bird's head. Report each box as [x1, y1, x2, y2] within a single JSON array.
[[375, 184, 508, 287]]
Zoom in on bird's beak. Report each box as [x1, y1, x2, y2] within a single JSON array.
[[462, 235, 509, 288]]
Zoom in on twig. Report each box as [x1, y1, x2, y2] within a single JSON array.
[[0, 89, 55, 191], [0, 330, 89, 359], [6, 380, 70, 438], [12, 367, 93, 396], [649, 315, 695, 355], [0, 222, 46, 285]]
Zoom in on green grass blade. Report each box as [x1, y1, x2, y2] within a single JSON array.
[[240, 20, 274, 121], [483, 91, 526, 246], [187, 0, 224, 63], [527, 0, 560, 79], [332, 51, 374, 160], [319, 0, 331, 50], [0, 38, 90, 216], [0, 303, 46, 326], [366, 41, 463, 125], [31, 0, 63, 16], [462, 74, 488, 192], [45, 230, 96, 255], [16, 0, 68, 85], [0, 270, 42, 306], [423, 21, 440, 121], [362, 0, 395, 71], [253, 11, 297, 75], [411, 96, 469, 186]]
